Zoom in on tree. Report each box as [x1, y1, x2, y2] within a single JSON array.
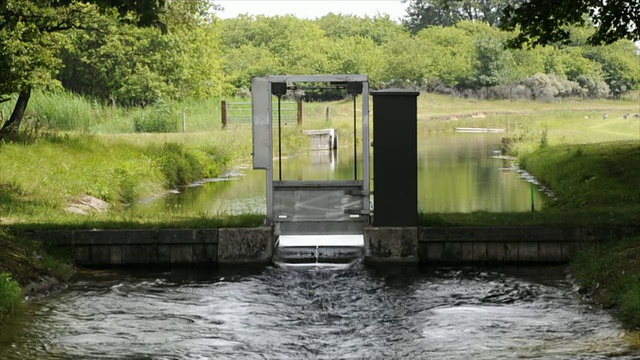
[[59, 1, 228, 106], [0, 0, 166, 138], [502, 0, 640, 47], [403, 0, 514, 33]]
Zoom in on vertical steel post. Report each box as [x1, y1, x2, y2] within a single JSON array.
[[362, 80, 370, 218], [278, 96, 283, 181], [353, 95, 358, 180]]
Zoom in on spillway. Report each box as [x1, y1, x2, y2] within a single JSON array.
[[273, 234, 364, 267]]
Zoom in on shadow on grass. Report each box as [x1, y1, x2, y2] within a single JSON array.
[[2, 213, 267, 232], [419, 209, 640, 227]]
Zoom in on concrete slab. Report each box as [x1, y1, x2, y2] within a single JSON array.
[[423, 242, 443, 261], [518, 242, 539, 262], [473, 242, 488, 261], [441, 242, 462, 261], [170, 245, 194, 264], [110, 246, 122, 265], [461, 243, 474, 262], [539, 242, 563, 262], [486, 242, 505, 262], [218, 227, 273, 264], [364, 227, 418, 264]]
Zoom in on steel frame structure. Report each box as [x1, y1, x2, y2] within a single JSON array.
[[251, 75, 371, 232]]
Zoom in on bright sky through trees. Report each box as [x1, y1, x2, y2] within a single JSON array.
[[215, 0, 407, 20]]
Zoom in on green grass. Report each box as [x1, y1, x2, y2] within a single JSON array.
[[0, 133, 235, 225], [2, 91, 638, 227], [0, 272, 21, 313], [0, 229, 76, 315], [571, 236, 640, 328], [519, 142, 640, 211]]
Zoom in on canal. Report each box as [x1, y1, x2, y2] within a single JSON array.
[[3, 132, 634, 359], [128, 132, 546, 217], [1, 265, 637, 359]]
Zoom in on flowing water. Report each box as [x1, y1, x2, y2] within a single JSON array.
[[129, 132, 546, 216], [1, 265, 637, 359], [3, 133, 624, 359]]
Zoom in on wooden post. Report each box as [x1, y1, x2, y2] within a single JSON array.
[[221, 100, 227, 129], [297, 99, 303, 126], [182, 112, 186, 132], [325, 106, 330, 122]]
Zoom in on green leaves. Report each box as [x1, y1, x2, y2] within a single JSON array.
[[502, 0, 640, 47]]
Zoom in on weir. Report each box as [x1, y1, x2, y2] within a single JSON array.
[[252, 75, 371, 266]]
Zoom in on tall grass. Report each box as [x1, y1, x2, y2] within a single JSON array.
[[0, 90, 226, 133], [571, 236, 640, 328], [0, 133, 234, 224], [1, 89, 638, 227], [0, 272, 22, 313]]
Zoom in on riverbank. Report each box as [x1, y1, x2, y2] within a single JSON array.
[[571, 236, 640, 329], [1, 95, 639, 317], [0, 229, 74, 314], [0, 132, 239, 225]]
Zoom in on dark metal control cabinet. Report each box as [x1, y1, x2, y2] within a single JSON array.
[[372, 90, 419, 227]]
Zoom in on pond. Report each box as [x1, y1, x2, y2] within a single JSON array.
[[129, 132, 546, 216], [1, 265, 637, 359]]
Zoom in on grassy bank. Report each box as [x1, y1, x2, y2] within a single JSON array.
[[0, 133, 248, 226], [0, 229, 74, 315], [571, 236, 640, 328], [1, 91, 638, 316]]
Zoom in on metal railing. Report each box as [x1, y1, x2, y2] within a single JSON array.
[[222, 100, 301, 128]]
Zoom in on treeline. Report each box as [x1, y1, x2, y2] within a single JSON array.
[[58, 11, 639, 106]]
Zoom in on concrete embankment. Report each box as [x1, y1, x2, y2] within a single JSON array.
[[25, 226, 640, 267]]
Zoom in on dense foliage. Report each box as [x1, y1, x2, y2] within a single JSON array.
[[1, 1, 639, 135], [54, 12, 640, 101], [403, 0, 639, 47]]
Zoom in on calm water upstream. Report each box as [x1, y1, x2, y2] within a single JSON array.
[[129, 132, 546, 216], [1, 265, 637, 359]]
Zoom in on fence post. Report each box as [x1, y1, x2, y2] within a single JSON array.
[[325, 106, 330, 122], [182, 111, 186, 132], [297, 99, 303, 126], [221, 100, 227, 129]]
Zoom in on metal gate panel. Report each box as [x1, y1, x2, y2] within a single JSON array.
[[273, 181, 365, 222]]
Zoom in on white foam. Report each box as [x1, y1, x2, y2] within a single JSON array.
[[276, 234, 364, 248]]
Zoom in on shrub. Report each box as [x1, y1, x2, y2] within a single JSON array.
[[133, 100, 178, 133], [576, 75, 610, 98], [0, 273, 22, 313], [523, 73, 582, 101]]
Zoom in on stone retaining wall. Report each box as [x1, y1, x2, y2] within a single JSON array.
[[26, 226, 640, 267]]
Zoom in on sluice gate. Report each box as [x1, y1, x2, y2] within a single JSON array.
[[252, 75, 370, 266]]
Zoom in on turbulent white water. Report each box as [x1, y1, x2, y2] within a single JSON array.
[[1, 266, 637, 359]]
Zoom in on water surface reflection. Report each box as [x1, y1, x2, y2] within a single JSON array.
[[129, 132, 546, 216]]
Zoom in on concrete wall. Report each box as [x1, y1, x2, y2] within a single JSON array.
[[417, 226, 640, 265], [29, 228, 273, 267], [26, 226, 640, 267]]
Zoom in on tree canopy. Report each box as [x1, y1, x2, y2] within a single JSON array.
[[502, 0, 640, 47], [0, 0, 168, 136], [403, 0, 515, 33], [1, 2, 639, 136], [403, 0, 640, 46]]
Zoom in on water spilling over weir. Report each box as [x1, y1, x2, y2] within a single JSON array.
[[274, 234, 364, 267], [252, 75, 375, 266]]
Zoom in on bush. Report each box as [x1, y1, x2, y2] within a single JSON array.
[[0, 273, 22, 313], [151, 143, 230, 188], [576, 75, 610, 98], [523, 73, 582, 101], [133, 100, 178, 133]]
